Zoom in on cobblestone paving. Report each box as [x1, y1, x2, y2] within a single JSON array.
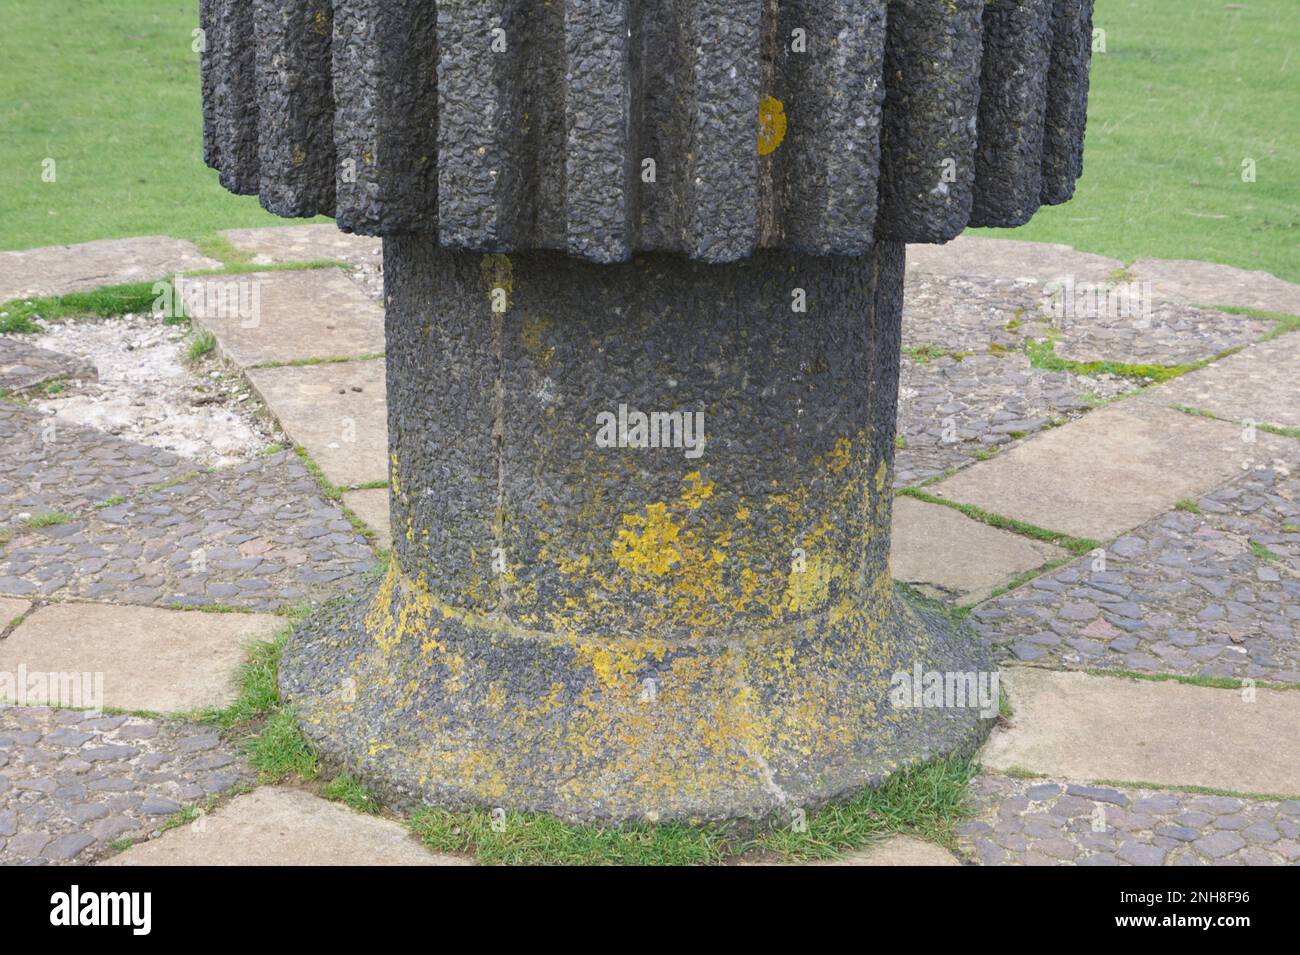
[[971, 464, 1300, 683], [903, 272, 1271, 366], [895, 351, 1132, 487], [0, 402, 187, 527], [0, 339, 96, 395], [0, 706, 254, 865], [0, 451, 376, 610], [959, 774, 1300, 866]]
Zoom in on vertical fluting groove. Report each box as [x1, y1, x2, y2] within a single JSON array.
[[756, 0, 780, 247], [876, 0, 986, 243], [562, 0, 634, 262], [437, 0, 526, 249], [633, 0, 689, 252], [333, 0, 440, 235], [252, 0, 337, 217], [683, 0, 761, 262], [203, 0, 261, 195], [1040, 0, 1095, 204], [970, 0, 1054, 228], [771, 0, 886, 255]]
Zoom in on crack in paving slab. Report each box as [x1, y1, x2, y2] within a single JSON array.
[[959, 774, 1300, 866], [0, 451, 377, 610], [971, 464, 1300, 682], [0, 706, 254, 865]]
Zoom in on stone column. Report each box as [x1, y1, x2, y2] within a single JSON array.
[[200, 0, 1096, 823]]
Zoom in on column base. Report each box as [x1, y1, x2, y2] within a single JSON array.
[[281, 564, 995, 825]]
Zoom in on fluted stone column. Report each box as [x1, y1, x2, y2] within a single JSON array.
[[200, 0, 1095, 822]]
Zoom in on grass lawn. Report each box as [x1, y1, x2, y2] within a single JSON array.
[[1, 0, 1296, 282]]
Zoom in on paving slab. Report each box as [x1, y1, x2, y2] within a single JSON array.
[[973, 463, 1300, 683], [0, 338, 97, 394], [342, 488, 391, 550], [0, 603, 283, 713], [0, 237, 221, 302], [890, 497, 1066, 604], [1153, 335, 1300, 430], [247, 360, 388, 487], [931, 401, 1294, 541], [907, 236, 1123, 287], [1131, 257, 1300, 316], [960, 773, 1300, 866], [190, 268, 384, 368], [983, 669, 1300, 797], [817, 835, 961, 866], [220, 226, 382, 267], [0, 597, 31, 627], [101, 787, 466, 866]]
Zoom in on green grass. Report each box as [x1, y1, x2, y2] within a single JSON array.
[[411, 755, 980, 866], [20, 511, 76, 528], [1174, 498, 1201, 514], [898, 486, 1102, 556], [0, 280, 165, 333], [1250, 540, 1281, 563], [186, 329, 216, 362], [0, 0, 326, 251], [971, 0, 1300, 283], [1024, 332, 1240, 385], [1089, 668, 1300, 693], [323, 774, 379, 815]]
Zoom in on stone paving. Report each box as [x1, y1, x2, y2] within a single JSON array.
[[959, 775, 1300, 866], [0, 402, 189, 528], [0, 706, 253, 865], [2, 230, 1299, 865], [0, 450, 375, 610], [972, 464, 1300, 681], [0, 237, 221, 302], [0, 338, 97, 395]]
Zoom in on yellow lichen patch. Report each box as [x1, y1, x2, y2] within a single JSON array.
[[520, 313, 555, 368], [757, 95, 787, 156], [612, 502, 683, 576], [390, 451, 402, 496]]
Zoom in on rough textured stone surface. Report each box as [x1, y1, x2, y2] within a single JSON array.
[[246, 360, 387, 487], [960, 774, 1300, 866], [0, 706, 253, 865], [0, 339, 97, 395], [973, 464, 1300, 682], [1131, 257, 1300, 316], [891, 497, 1066, 605], [0, 238, 220, 302], [191, 268, 384, 367], [0, 603, 284, 713], [982, 669, 1300, 796], [102, 787, 465, 866], [283, 242, 995, 823], [199, 0, 1096, 258], [219, 226, 382, 266], [0, 451, 375, 610], [932, 400, 1295, 541]]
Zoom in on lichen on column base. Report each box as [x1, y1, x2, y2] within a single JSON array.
[[279, 240, 995, 824]]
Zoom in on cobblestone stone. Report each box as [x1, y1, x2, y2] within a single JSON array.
[[972, 464, 1300, 682], [960, 774, 1299, 866], [0, 705, 253, 865], [0, 339, 97, 395], [0, 450, 376, 610]]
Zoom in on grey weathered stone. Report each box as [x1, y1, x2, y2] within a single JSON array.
[[201, 2, 1093, 823]]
